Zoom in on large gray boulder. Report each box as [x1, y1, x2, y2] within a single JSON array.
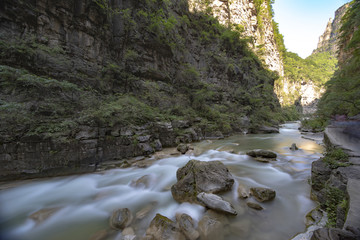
[[197, 192, 237, 215], [250, 187, 276, 202], [171, 160, 234, 203], [145, 214, 185, 240], [246, 149, 277, 159], [109, 208, 133, 230]]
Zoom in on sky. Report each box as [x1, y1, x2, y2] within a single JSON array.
[[273, 0, 351, 58]]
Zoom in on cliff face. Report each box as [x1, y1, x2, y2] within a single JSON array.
[[189, 0, 284, 75], [0, 0, 283, 179], [313, 3, 349, 56]]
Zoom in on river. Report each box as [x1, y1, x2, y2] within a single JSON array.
[[0, 122, 323, 240]]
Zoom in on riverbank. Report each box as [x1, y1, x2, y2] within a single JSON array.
[[310, 121, 360, 239]]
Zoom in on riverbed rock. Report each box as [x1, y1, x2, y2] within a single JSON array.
[[246, 201, 263, 210], [290, 143, 299, 151], [310, 227, 359, 240], [145, 214, 185, 240], [197, 192, 237, 215], [176, 213, 199, 240], [131, 175, 152, 189], [109, 208, 133, 230], [122, 227, 136, 240], [250, 187, 276, 202], [177, 143, 189, 154], [29, 207, 61, 224], [246, 149, 277, 159], [171, 160, 234, 203], [237, 183, 250, 199], [198, 212, 226, 240], [311, 159, 332, 192], [136, 202, 157, 220]]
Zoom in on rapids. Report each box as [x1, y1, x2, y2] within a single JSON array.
[[0, 122, 323, 240]]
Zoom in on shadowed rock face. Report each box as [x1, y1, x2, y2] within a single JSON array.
[[171, 160, 234, 203]]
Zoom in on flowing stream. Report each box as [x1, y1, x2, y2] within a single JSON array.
[[0, 122, 323, 240]]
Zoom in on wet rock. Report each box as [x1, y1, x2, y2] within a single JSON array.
[[252, 157, 274, 163], [198, 214, 225, 240], [109, 208, 133, 230], [120, 160, 131, 168], [258, 126, 279, 134], [237, 183, 250, 199], [145, 214, 185, 240], [177, 143, 189, 154], [305, 208, 323, 226], [311, 159, 332, 192], [311, 227, 359, 240], [136, 202, 157, 220], [176, 213, 199, 240], [197, 192, 237, 215], [246, 149, 277, 159], [250, 187, 276, 202], [131, 175, 152, 189], [171, 160, 234, 203], [290, 143, 299, 151], [29, 207, 61, 224], [246, 201, 263, 210], [122, 227, 136, 240]]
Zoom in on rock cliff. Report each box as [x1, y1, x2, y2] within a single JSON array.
[[189, 0, 284, 75], [312, 3, 349, 56], [0, 0, 283, 180]]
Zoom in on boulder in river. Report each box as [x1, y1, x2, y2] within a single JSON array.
[[145, 214, 185, 240], [171, 160, 234, 203], [109, 208, 133, 230], [131, 175, 152, 189], [250, 187, 276, 202], [237, 183, 250, 199], [29, 207, 61, 225], [246, 149, 277, 159], [290, 143, 299, 151], [198, 211, 227, 240], [197, 192, 237, 215], [246, 201, 263, 210], [177, 143, 189, 154], [176, 213, 199, 240]]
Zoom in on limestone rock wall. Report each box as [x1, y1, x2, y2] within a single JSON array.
[[188, 0, 284, 76], [313, 3, 349, 56]]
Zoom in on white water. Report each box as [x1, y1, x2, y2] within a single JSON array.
[[0, 122, 323, 240]]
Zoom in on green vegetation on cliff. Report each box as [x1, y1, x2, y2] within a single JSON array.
[[275, 51, 337, 108], [318, 0, 360, 118], [0, 0, 285, 143]]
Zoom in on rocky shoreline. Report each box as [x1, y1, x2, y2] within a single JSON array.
[[309, 121, 360, 239], [0, 120, 279, 181]]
